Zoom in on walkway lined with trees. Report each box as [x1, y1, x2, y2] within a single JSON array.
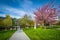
[[9, 29, 30, 40], [0, 0, 60, 40]]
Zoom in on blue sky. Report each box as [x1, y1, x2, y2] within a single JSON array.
[[0, 0, 60, 18]]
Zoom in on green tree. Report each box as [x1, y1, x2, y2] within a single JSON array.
[[0, 19, 4, 30], [3, 15, 12, 28], [12, 18, 17, 26], [19, 14, 34, 28], [0, 19, 3, 27], [28, 20, 34, 27]]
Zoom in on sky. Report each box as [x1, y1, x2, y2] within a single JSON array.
[[0, 0, 60, 19]]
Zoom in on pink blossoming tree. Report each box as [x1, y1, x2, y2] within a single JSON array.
[[34, 4, 58, 29]]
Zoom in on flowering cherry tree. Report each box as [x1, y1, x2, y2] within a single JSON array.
[[34, 4, 58, 28]]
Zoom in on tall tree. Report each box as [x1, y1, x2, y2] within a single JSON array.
[[0, 19, 3, 27], [19, 14, 34, 28], [3, 15, 12, 28], [12, 18, 17, 26], [34, 4, 58, 29]]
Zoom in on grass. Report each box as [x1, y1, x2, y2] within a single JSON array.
[[23, 28, 60, 40], [0, 30, 16, 40]]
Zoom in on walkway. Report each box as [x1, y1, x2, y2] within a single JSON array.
[[9, 29, 30, 40]]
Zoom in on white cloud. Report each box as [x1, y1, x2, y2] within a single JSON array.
[[0, 6, 26, 18], [0, 13, 21, 19], [0, 14, 6, 17], [10, 15, 21, 19], [11, 0, 33, 8], [17, 0, 33, 9], [5, 7, 26, 16]]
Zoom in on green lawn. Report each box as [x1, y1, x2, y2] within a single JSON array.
[[0, 30, 16, 40], [23, 28, 60, 40]]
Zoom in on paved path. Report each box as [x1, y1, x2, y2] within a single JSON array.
[[9, 30, 30, 40]]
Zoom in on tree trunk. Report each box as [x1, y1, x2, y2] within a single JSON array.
[[44, 20, 46, 30], [34, 22, 36, 29]]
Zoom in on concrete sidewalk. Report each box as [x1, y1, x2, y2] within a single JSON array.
[[9, 30, 30, 40]]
